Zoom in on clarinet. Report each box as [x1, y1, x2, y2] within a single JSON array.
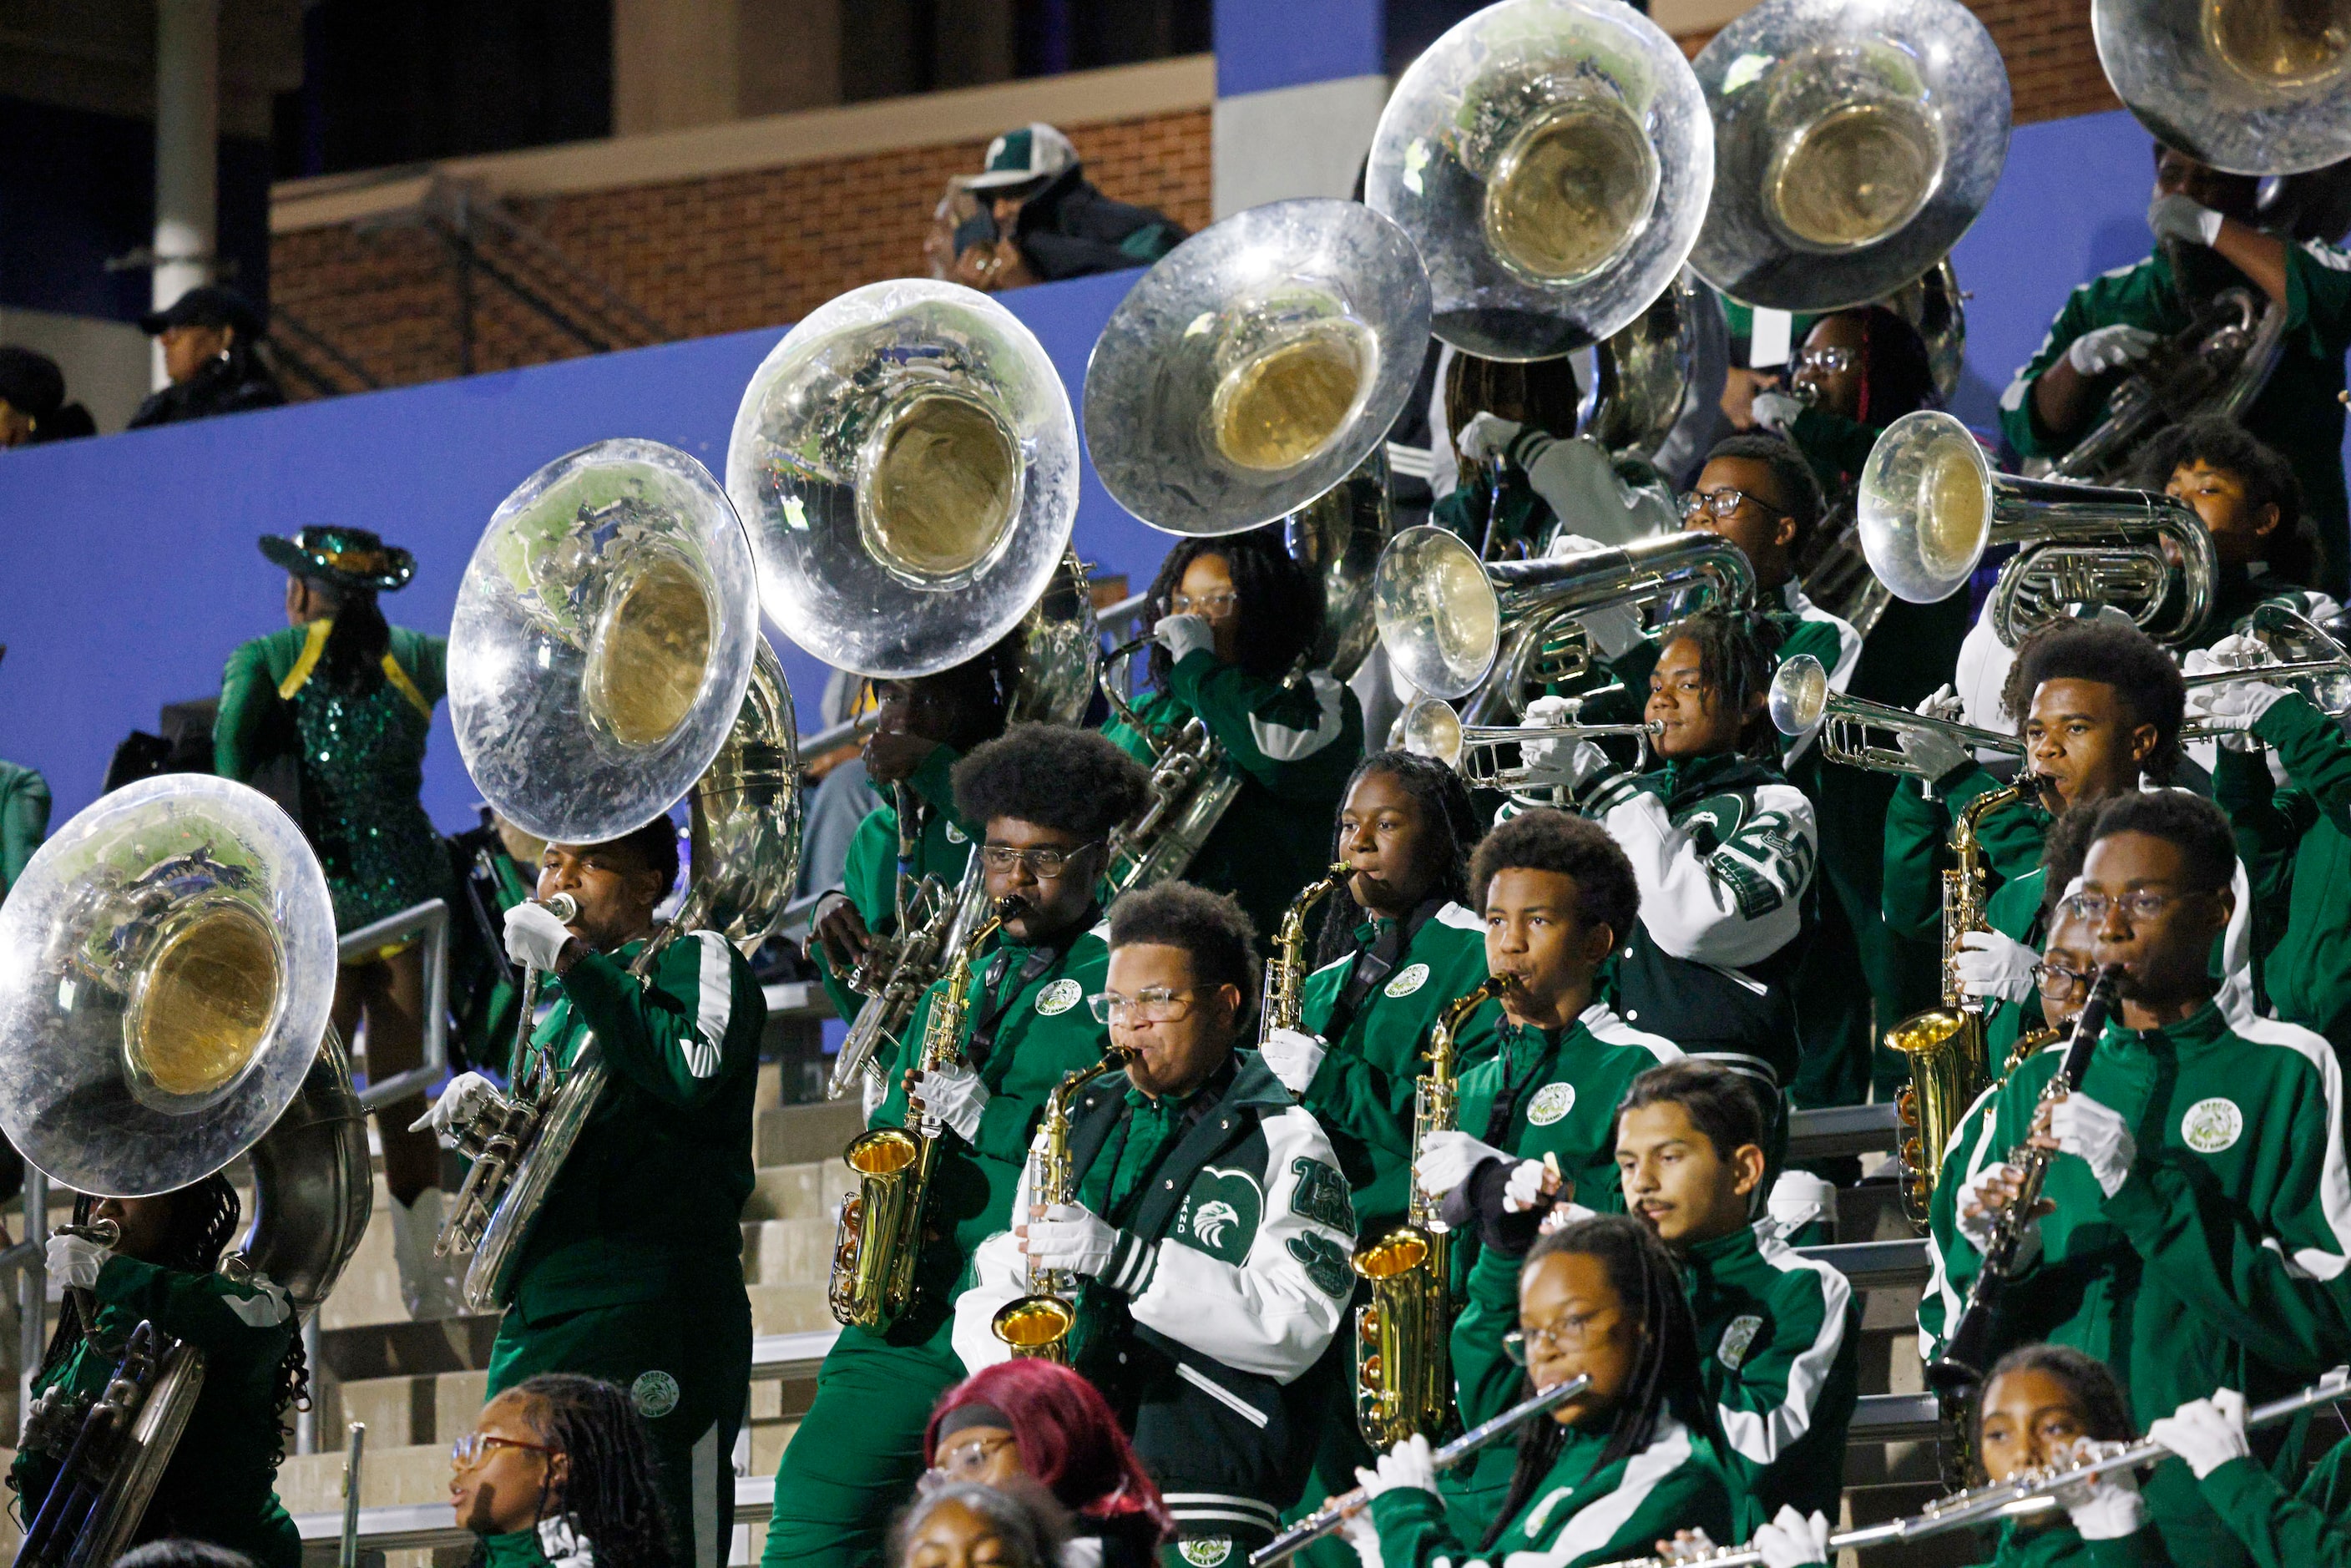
[[1928, 963, 2123, 1394]]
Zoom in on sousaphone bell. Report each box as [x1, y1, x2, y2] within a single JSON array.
[[2094, 0, 2351, 175]]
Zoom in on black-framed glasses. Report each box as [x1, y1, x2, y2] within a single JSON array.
[[1088, 987, 1198, 1024], [1794, 346, 1856, 375], [452, 1433, 558, 1471], [2032, 960, 2093, 998], [978, 840, 1100, 878], [2060, 889, 2187, 924], [1681, 488, 1760, 523], [1169, 590, 1241, 620]]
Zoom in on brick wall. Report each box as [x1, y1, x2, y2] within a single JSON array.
[[270, 107, 1211, 394]]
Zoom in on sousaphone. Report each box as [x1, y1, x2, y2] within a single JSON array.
[[2095, 0, 2351, 175]]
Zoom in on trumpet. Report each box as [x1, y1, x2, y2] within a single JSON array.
[[2178, 601, 2351, 734], [1587, 1363, 2351, 1567], [1398, 695, 1662, 802], [1768, 652, 2023, 776]]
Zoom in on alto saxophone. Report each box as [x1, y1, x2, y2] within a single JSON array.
[[989, 1045, 1139, 1362], [1260, 863, 1352, 1046], [1888, 779, 2044, 1230], [829, 898, 1012, 1330], [1351, 975, 1502, 1448], [829, 857, 989, 1102]]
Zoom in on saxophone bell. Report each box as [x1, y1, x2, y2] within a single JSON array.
[[991, 1044, 1140, 1362]]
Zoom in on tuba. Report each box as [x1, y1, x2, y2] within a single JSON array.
[[831, 902, 1011, 1330], [0, 776, 372, 1568], [1375, 524, 1755, 721], [1363, 0, 1713, 360], [1858, 408, 2220, 647], [988, 1047, 1140, 1361], [437, 440, 801, 1310], [2092, 0, 2351, 180], [1687, 0, 2010, 311], [2045, 282, 2288, 485], [1352, 977, 1502, 1448], [1582, 267, 1730, 480]]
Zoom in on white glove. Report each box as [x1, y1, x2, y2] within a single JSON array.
[[1750, 390, 1805, 434], [1455, 412, 1524, 463], [1916, 682, 1964, 723], [2183, 669, 2287, 733], [1954, 929, 2041, 1004], [1024, 1202, 1122, 1280], [1154, 613, 1216, 665], [2197, 633, 2271, 673], [1752, 1506, 1831, 1568], [1518, 695, 1613, 787], [1354, 1434, 1438, 1500], [409, 1070, 501, 1146], [538, 1516, 595, 1568], [46, 1233, 107, 1292], [1956, 1161, 2028, 1252], [2057, 1448, 2147, 1540], [1261, 1027, 1327, 1095], [913, 1062, 990, 1142], [1898, 691, 1970, 782], [504, 902, 575, 972], [1767, 1169, 1836, 1241], [1415, 1129, 1509, 1201], [1501, 1158, 1555, 1214], [2049, 1092, 2136, 1199], [2066, 323, 2161, 377], [1337, 1507, 1384, 1568], [2149, 1388, 2251, 1480], [2150, 193, 2226, 247]]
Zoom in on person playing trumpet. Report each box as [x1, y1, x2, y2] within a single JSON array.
[[768, 725, 1150, 1568], [1922, 792, 2351, 1566], [414, 815, 767, 1568]]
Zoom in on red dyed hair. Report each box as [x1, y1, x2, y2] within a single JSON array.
[[924, 1361, 1173, 1539]]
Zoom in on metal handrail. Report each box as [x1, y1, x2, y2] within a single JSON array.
[[337, 898, 452, 1112]]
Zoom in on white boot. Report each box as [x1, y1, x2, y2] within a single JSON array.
[[389, 1186, 468, 1320]]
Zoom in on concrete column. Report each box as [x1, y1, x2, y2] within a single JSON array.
[[153, 0, 220, 389], [1211, 0, 1387, 219]]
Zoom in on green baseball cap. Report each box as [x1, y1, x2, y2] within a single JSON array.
[[965, 123, 1078, 190]]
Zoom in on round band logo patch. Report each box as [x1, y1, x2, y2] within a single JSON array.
[[1383, 962, 1430, 999], [1035, 978, 1083, 1016], [2182, 1096, 2243, 1155], [629, 1370, 680, 1419], [1179, 1540, 1232, 1566], [1527, 1081, 1576, 1127], [1717, 1313, 1763, 1372]]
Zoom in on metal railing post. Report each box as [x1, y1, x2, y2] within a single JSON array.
[[18, 1163, 46, 1429], [297, 1314, 322, 1454]]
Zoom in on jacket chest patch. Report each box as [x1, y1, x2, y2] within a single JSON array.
[[1383, 962, 1430, 999], [1675, 792, 1749, 852], [1179, 1540, 1232, 1566], [945, 822, 968, 843], [1527, 1081, 1576, 1127], [1716, 1313, 1764, 1372], [1034, 978, 1083, 1016], [1172, 1166, 1264, 1264], [2181, 1096, 2243, 1154]]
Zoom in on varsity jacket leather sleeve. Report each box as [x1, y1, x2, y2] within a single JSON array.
[[1598, 779, 1817, 966]]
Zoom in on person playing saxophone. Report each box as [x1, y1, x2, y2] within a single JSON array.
[[766, 725, 1150, 1568], [953, 882, 1355, 1567], [411, 817, 768, 1568]]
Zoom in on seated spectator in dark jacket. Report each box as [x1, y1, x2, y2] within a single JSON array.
[[0, 346, 94, 446], [129, 286, 285, 430], [946, 123, 1186, 290]]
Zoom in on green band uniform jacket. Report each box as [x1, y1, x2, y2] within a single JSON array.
[[1918, 1000, 2351, 1565], [812, 744, 977, 1029], [1960, 1520, 2173, 1567], [2213, 694, 2351, 1054], [2189, 1432, 2351, 1568]]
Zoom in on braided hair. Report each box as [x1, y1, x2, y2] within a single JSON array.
[[1651, 607, 1782, 759], [1480, 1215, 1720, 1551], [1312, 751, 1483, 968], [487, 1374, 680, 1568], [1139, 529, 1325, 688]]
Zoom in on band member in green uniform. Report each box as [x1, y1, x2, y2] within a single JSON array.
[[1355, 1216, 1734, 1567], [2144, 418, 2323, 635], [1103, 528, 1364, 947], [451, 1373, 680, 1568], [1922, 792, 2351, 1565], [12, 1176, 306, 1568], [767, 726, 1150, 1568], [414, 815, 766, 1568], [953, 880, 1355, 1566], [2152, 1383, 2351, 1568], [1613, 1060, 1857, 1530], [214, 526, 454, 1317], [806, 640, 1024, 1033], [1999, 143, 2351, 594]]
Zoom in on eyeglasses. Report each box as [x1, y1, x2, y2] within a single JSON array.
[[1794, 346, 1856, 375], [1681, 488, 1762, 523], [1169, 590, 1241, 620], [1502, 1313, 1600, 1364], [930, 1434, 1017, 1481], [978, 840, 1100, 878], [2059, 889, 2190, 924], [451, 1433, 558, 1471], [1088, 987, 1198, 1024], [2032, 960, 2093, 998]]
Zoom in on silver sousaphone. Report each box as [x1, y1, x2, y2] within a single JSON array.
[[1366, 0, 1714, 360], [440, 439, 801, 1311], [0, 776, 371, 1568], [2095, 0, 2351, 175], [1689, 0, 2010, 311]]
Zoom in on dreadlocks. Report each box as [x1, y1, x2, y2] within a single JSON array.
[[488, 1374, 680, 1568], [1652, 607, 1782, 758], [1312, 750, 1483, 968], [1480, 1215, 1720, 1551]]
